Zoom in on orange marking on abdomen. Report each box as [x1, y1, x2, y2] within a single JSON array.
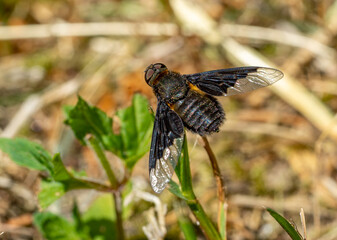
[[187, 82, 206, 95]]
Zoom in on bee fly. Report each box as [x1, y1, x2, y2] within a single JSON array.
[[145, 63, 283, 193]]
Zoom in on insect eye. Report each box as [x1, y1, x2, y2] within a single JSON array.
[[154, 63, 166, 70], [145, 63, 168, 86], [145, 68, 155, 83]]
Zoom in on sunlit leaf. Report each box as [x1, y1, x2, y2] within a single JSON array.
[[38, 154, 104, 209], [38, 180, 65, 209], [0, 138, 52, 173], [267, 208, 303, 240], [65, 94, 153, 169], [168, 180, 187, 200], [116, 94, 153, 168], [219, 203, 227, 239], [175, 133, 195, 198], [64, 96, 122, 154]]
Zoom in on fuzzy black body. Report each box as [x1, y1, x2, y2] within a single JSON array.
[[173, 90, 224, 136], [153, 70, 225, 136]]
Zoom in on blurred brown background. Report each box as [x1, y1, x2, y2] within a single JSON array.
[[1, 0, 337, 239]]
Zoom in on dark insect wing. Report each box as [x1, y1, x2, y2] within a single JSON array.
[[149, 101, 184, 193], [183, 66, 284, 96]]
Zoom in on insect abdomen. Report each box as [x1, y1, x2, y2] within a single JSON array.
[[173, 90, 225, 136]]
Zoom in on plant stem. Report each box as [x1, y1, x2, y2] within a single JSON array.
[[88, 136, 124, 240], [200, 136, 226, 203], [88, 136, 118, 189], [185, 198, 222, 240], [201, 136, 227, 240], [178, 136, 195, 198], [113, 191, 125, 240], [77, 177, 113, 192], [178, 134, 222, 240]]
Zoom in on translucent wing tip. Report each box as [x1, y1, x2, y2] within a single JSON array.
[[255, 67, 284, 84], [150, 168, 168, 193], [149, 138, 183, 193]]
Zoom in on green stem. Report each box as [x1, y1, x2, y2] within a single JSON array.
[[201, 136, 227, 240], [77, 177, 113, 192], [178, 135, 195, 198], [185, 199, 221, 240], [113, 191, 125, 240], [88, 136, 124, 240], [88, 136, 118, 189], [177, 133, 222, 240]]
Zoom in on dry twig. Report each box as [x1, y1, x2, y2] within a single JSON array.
[[0, 22, 178, 40], [300, 208, 307, 240], [200, 136, 227, 236]]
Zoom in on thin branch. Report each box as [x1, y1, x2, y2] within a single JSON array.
[[113, 191, 125, 240], [87, 136, 125, 240], [0, 22, 178, 40], [75, 177, 113, 192], [201, 136, 227, 238], [200, 136, 226, 203], [300, 208, 307, 240], [88, 137, 118, 189]]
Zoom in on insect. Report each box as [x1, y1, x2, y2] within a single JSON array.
[[145, 63, 283, 193]]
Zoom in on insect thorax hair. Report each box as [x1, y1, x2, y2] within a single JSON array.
[[153, 71, 189, 104]]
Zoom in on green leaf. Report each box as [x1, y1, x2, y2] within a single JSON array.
[[50, 154, 94, 189], [175, 133, 195, 199], [0, 137, 109, 209], [82, 194, 117, 240], [65, 94, 153, 169], [62, 105, 74, 120], [168, 180, 187, 200], [219, 203, 227, 240], [267, 208, 303, 240], [38, 154, 106, 209], [116, 94, 153, 168], [64, 96, 121, 152], [34, 212, 86, 240], [0, 138, 52, 173], [38, 180, 66, 209], [178, 216, 197, 240], [174, 133, 222, 240]]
